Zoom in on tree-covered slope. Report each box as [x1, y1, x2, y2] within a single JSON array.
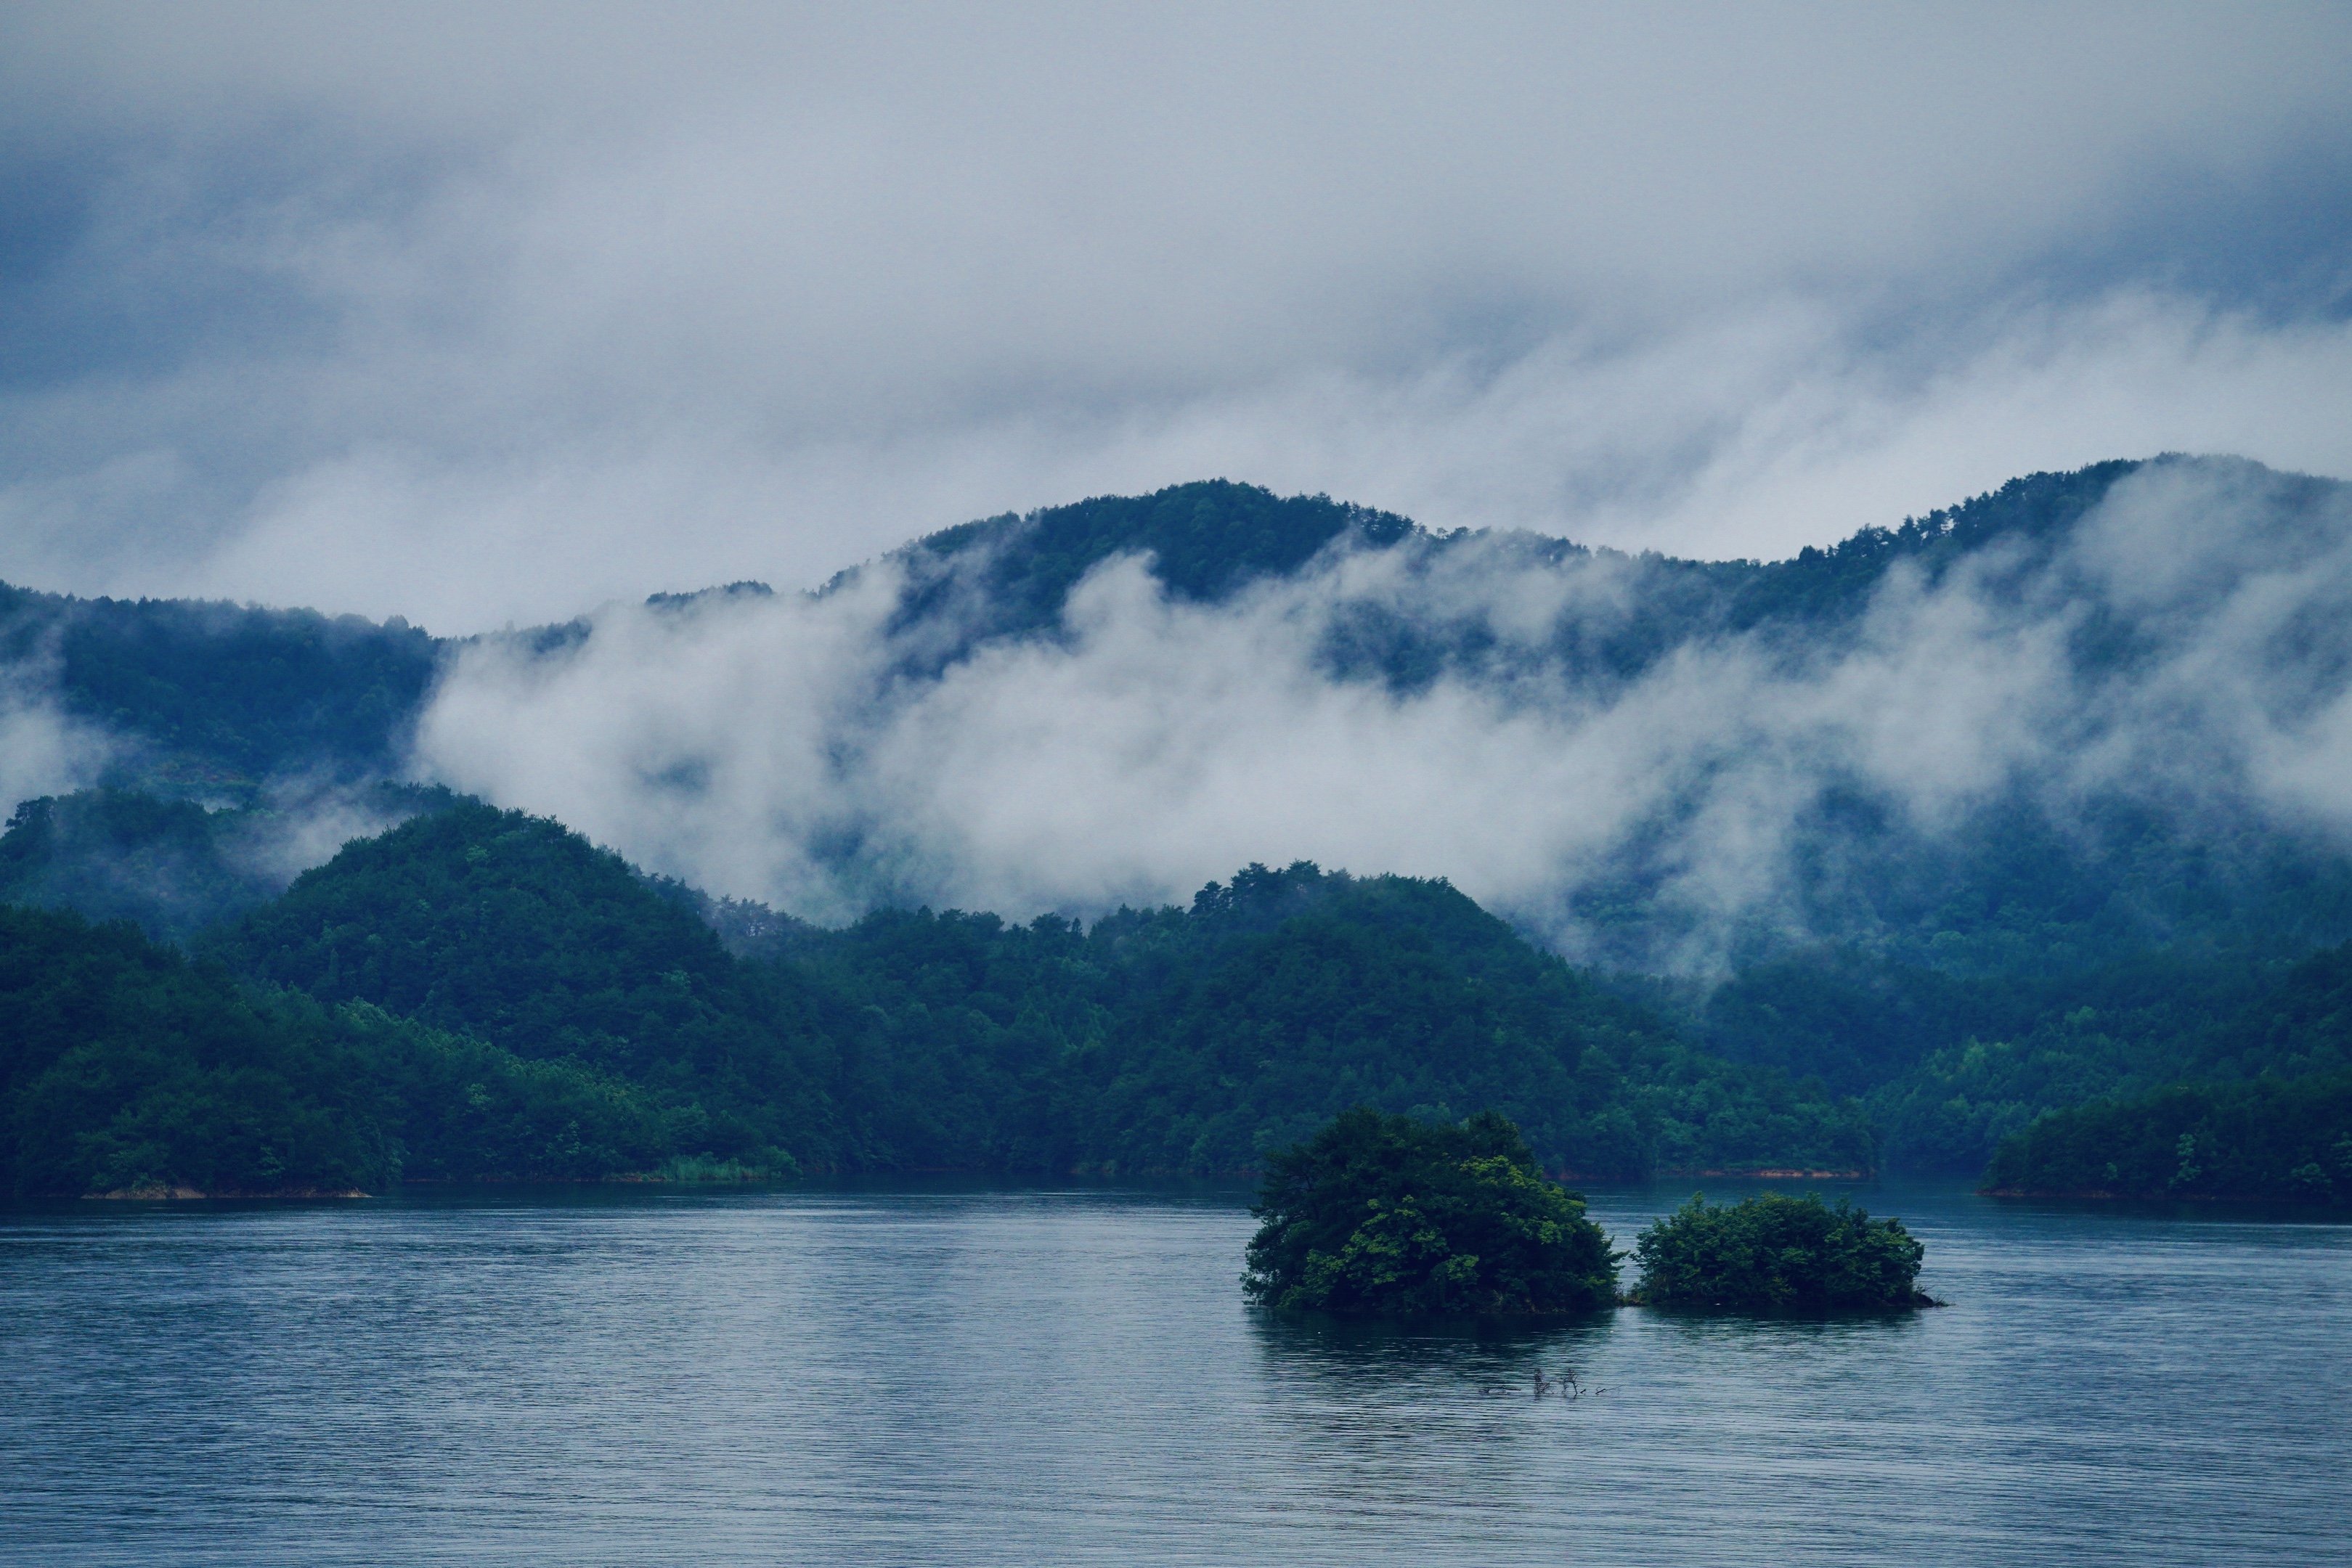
[[1665, 935, 2352, 1173], [0, 905, 394, 1196], [0, 902, 776, 1194], [2, 805, 1876, 1185], [0, 789, 280, 942], [0, 784, 457, 942], [1983, 1071, 2352, 1202], [794, 861, 1875, 1178], [199, 801, 845, 1160], [871, 479, 1420, 642], [1966, 940, 2352, 1196], [0, 583, 439, 799]]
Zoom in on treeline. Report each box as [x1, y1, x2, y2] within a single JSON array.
[[1984, 1072, 2352, 1202], [1976, 941, 2352, 1199], [1666, 931, 2352, 1172], [0, 801, 1873, 1196]]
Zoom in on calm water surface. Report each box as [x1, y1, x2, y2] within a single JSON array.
[[2, 1178, 2346, 1565]]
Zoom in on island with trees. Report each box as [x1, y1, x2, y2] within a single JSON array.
[[1241, 1108, 1620, 1315], [1628, 1192, 1934, 1310], [1239, 1111, 1942, 1317]]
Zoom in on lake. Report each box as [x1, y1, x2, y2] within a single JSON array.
[[2, 1178, 2345, 1565]]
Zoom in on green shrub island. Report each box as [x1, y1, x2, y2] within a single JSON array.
[[1631, 1192, 1932, 1310], [1242, 1108, 1619, 1316]]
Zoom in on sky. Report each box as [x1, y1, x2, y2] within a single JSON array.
[[3, 2, 2351, 633]]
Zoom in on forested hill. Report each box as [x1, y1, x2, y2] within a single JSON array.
[[0, 805, 1879, 1193], [0, 581, 436, 801], [863, 480, 1421, 647], [810, 464, 2178, 690], [789, 860, 1871, 1177], [0, 783, 458, 942]]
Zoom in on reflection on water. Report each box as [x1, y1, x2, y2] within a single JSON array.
[[1, 1177, 2345, 1566]]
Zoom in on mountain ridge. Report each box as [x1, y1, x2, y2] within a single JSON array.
[[15, 456, 2309, 807]]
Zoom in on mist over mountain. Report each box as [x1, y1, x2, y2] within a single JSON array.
[[7, 455, 2352, 979], [420, 455, 2352, 972], [9, 454, 2352, 1182]]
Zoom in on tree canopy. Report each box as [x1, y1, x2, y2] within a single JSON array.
[[0, 905, 394, 1196], [1242, 1108, 1619, 1316], [1983, 1070, 2352, 1202], [1630, 1192, 1929, 1310]]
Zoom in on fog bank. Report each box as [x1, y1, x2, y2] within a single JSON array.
[[412, 460, 2352, 964]]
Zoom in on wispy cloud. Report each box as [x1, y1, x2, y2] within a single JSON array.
[[410, 459, 2352, 964], [0, 666, 115, 815]]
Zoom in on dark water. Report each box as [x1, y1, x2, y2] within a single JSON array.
[[3, 1179, 2346, 1566]]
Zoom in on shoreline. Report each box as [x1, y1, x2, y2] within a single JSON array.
[[1977, 1185, 2348, 1206]]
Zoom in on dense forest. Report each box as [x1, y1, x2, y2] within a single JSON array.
[[4, 460, 2352, 1198], [0, 801, 1878, 1193], [0, 903, 772, 1197], [1982, 1072, 2352, 1202], [0, 581, 436, 801], [0, 782, 454, 941], [1976, 942, 2352, 1199], [11, 788, 2344, 1198]]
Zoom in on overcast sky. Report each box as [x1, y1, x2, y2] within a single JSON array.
[[4, 1, 2351, 632]]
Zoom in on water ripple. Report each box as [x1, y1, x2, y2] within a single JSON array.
[[1, 1181, 2345, 1565]]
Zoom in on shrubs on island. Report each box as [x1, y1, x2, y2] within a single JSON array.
[[1243, 1108, 1619, 1315], [1245, 1109, 1938, 1317], [1629, 1192, 1932, 1309]]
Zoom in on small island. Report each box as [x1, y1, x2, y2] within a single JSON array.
[[1242, 1108, 1619, 1315], [1629, 1192, 1936, 1310]]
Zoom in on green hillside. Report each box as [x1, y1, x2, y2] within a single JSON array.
[[0, 583, 437, 800], [0, 905, 394, 1196], [200, 801, 845, 1164], [0, 902, 770, 1196], [794, 861, 1872, 1177], [3, 809, 1878, 1191], [0, 783, 457, 942], [1984, 1071, 2352, 1202]]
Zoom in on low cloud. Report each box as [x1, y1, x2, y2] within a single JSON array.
[[410, 457, 2352, 965], [0, 677, 114, 819]]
